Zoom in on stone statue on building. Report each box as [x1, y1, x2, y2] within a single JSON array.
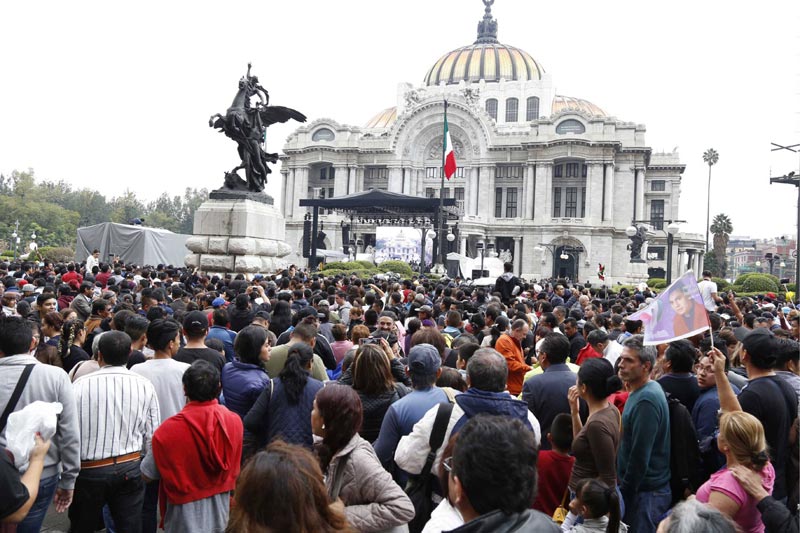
[[499, 248, 512, 264], [209, 63, 307, 193], [628, 226, 648, 262]]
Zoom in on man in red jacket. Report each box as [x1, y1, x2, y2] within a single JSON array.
[[141, 360, 243, 532]]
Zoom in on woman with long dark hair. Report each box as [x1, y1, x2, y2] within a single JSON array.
[[312, 384, 414, 532], [567, 358, 624, 499], [226, 441, 353, 533], [58, 319, 89, 374], [350, 344, 407, 442], [221, 325, 270, 419], [244, 343, 323, 448], [269, 300, 292, 338]]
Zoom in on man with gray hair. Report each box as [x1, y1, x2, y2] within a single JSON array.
[[617, 335, 671, 533], [656, 498, 737, 533], [395, 347, 540, 477]]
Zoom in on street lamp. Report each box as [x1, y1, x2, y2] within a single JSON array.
[[764, 253, 781, 276], [755, 260, 762, 273], [666, 222, 681, 285], [476, 242, 486, 278]]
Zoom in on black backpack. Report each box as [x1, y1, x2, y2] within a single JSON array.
[[404, 402, 454, 533], [666, 393, 702, 505]]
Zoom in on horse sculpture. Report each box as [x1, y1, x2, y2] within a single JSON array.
[[209, 64, 306, 193]]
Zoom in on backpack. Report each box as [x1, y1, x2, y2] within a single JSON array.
[[666, 393, 702, 505], [404, 401, 454, 533]]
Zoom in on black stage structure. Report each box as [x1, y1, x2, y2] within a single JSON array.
[[299, 190, 458, 271]]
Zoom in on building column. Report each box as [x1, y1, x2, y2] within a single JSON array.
[[513, 236, 523, 274], [460, 236, 467, 256], [524, 164, 535, 220], [534, 163, 551, 224], [605, 163, 614, 222], [280, 170, 290, 217], [467, 167, 478, 216], [635, 168, 645, 221], [388, 167, 402, 193], [587, 163, 603, 222], [333, 166, 347, 197], [697, 251, 704, 274], [287, 168, 297, 219], [296, 167, 309, 219], [478, 165, 494, 219]]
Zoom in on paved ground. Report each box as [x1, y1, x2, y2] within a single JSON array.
[[41, 501, 71, 532]]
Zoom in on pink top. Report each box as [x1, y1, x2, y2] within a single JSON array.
[[331, 340, 353, 364], [696, 462, 775, 533]]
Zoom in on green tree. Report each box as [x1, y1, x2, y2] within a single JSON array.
[[109, 190, 147, 225], [710, 213, 733, 277]]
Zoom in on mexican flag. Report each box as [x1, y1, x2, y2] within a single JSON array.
[[443, 103, 457, 180]]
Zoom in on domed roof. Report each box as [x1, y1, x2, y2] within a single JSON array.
[[424, 1, 544, 86], [551, 95, 606, 117], [364, 107, 397, 129], [424, 43, 544, 86]]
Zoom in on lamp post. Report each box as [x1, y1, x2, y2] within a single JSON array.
[[476, 241, 485, 278], [10, 220, 20, 262], [764, 253, 781, 276], [769, 141, 800, 284], [755, 260, 762, 273], [627, 219, 684, 285]]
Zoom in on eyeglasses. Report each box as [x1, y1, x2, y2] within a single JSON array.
[[442, 456, 453, 473]]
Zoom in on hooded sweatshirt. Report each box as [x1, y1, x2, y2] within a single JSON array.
[[151, 399, 243, 505], [451, 388, 533, 435]]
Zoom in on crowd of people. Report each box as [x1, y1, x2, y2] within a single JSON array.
[[0, 256, 798, 533]]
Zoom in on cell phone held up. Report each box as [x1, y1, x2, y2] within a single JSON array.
[[360, 337, 381, 346]]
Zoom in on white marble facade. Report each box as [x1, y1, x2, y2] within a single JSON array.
[[279, 3, 704, 284]]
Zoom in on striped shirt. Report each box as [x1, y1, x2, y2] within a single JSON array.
[[73, 365, 160, 461]]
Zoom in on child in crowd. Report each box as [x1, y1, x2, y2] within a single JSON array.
[[533, 413, 576, 516], [561, 478, 628, 533]]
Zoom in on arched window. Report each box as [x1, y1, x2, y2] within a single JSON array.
[[485, 98, 498, 121], [526, 96, 540, 121], [505, 98, 519, 123], [312, 128, 335, 142], [555, 119, 586, 134]]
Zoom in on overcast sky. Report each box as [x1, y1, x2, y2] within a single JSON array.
[[1, 0, 798, 240]]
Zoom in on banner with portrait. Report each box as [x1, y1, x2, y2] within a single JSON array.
[[629, 270, 710, 345]]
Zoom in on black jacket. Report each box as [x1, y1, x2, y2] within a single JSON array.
[[445, 509, 560, 533]]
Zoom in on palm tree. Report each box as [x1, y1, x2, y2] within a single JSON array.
[[703, 148, 719, 253], [710, 213, 733, 278]]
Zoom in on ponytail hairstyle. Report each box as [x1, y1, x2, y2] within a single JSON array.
[[718, 411, 770, 471], [577, 357, 623, 399], [58, 319, 85, 360], [575, 479, 620, 533], [489, 315, 510, 348], [279, 343, 313, 404]]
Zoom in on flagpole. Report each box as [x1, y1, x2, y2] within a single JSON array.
[[437, 100, 447, 271]]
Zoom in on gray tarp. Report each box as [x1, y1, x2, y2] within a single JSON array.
[[75, 222, 191, 267]]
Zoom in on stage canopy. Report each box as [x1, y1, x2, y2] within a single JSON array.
[[75, 222, 191, 267], [299, 189, 458, 269]]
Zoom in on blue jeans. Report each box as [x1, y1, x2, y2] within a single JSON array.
[[69, 459, 145, 533], [623, 484, 671, 533], [16, 474, 59, 533]]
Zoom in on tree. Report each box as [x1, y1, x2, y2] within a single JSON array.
[[703, 148, 719, 253], [710, 213, 733, 278]]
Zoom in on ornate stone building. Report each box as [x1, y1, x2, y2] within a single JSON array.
[[280, 1, 704, 283]]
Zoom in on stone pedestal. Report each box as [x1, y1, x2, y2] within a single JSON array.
[[624, 260, 650, 285], [184, 195, 292, 275]]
